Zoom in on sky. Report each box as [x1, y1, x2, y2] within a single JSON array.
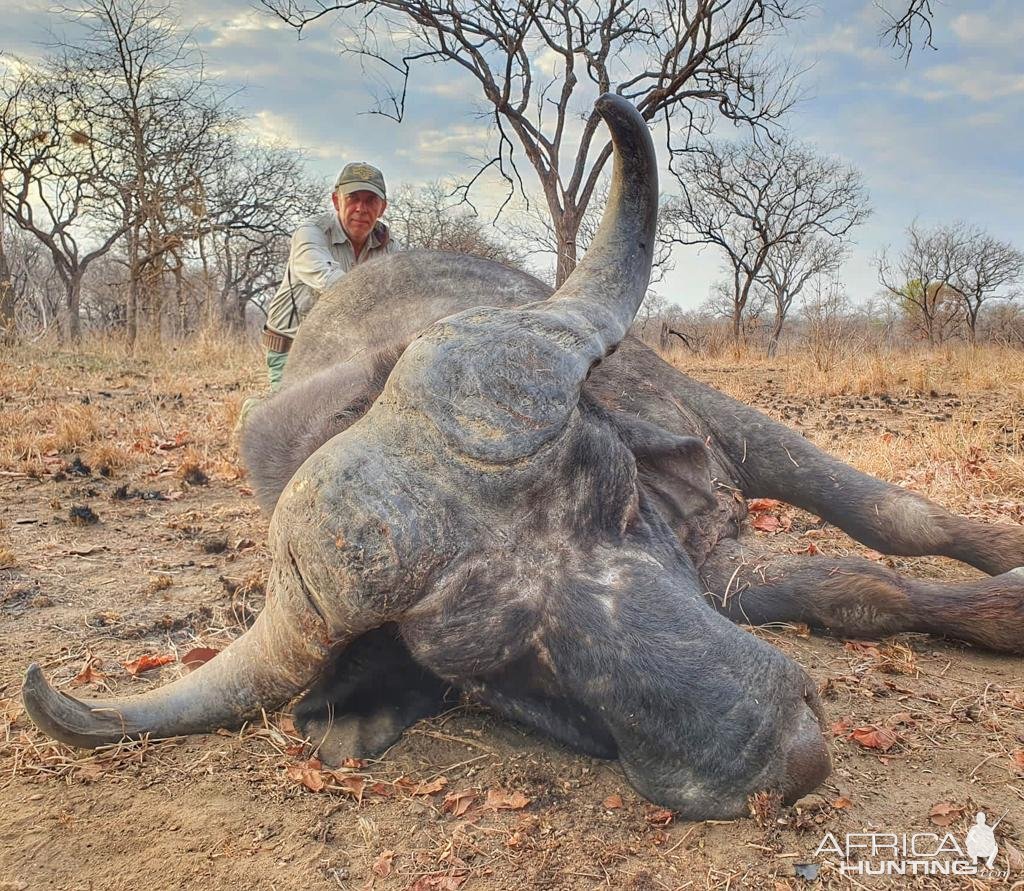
[[3, 0, 1023, 310]]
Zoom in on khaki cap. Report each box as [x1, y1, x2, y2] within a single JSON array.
[[334, 162, 387, 200]]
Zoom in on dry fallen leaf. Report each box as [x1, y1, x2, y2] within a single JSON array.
[[829, 717, 851, 736], [328, 773, 367, 803], [397, 775, 449, 796], [843, 640, 882, 658], [123, 653, 176, 676], [442, 790, 478, 817], [372, 849, 395, 878], [484, 789, 531, 811], [285, 761, 325, 792], [849, 726, 898, 751], [1012, 750, 1024, 770], [181, 647, 219, 671], [928, 801, 965, 827], [752, 514, 781, 533], [832, 796, 852, 809], [603, 793, 624, 809], [1003, 839, 1024, 873], [408, 875, 466, 891], [0, 698, 24, 725], [747, 498, 783, 512], [645, 807, 674, 826], [74, 761, 106, 783], [70, 659, 106, 687]]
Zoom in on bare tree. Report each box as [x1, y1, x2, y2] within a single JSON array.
[[951, 226, 1023, 345], [54, 0, 235, 343], [199, 140, 325, 329], [985, 302, 1024, 348], [701, 277, 772, 349], [665, 136, 869, 346], [798, 275, 850, 372], [261, 0, 805, 286], [759, 235, 845, 356], [879, 0, 937, 59], [388, 182, 525, 269], [0, 191, 13, 344], [0, 59, 131, 339], [877, 221, 965, 345], [632, 290, 670, 345], [500, 178, 675, 288]]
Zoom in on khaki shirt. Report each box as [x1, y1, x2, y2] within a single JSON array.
[[265, 210, 399, 338]]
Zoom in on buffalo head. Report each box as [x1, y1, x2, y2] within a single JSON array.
[[23, 95, 829, 819]]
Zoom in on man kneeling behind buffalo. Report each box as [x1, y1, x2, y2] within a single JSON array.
[[261, 161, 401, 387]]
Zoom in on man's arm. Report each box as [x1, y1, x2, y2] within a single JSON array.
[[290, 224, 348, 292]]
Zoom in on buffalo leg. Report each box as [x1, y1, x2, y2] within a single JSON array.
[[615, 343, 1024, 576], [292, 624, 452, 763], [701, 539, 1024, 653]]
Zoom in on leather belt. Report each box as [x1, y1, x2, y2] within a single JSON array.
[[261, 327, 294, 353]]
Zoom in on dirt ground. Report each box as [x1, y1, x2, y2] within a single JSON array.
[[1, 340, 1022, 891]]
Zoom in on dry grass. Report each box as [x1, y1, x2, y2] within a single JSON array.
[[669, 344, 1024, 517], [0, 331, 261, 479], [669, 343, 1024, 400]]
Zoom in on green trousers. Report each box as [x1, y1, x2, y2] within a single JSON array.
[[266, 349, 289, 390]]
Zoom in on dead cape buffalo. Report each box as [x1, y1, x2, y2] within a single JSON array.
[[23, 96, 1024, 820]]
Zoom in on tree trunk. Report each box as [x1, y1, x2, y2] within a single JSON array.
[[554, 212, 579, 287], [233, 293, 248, 331], [127, 227, 141, 345], [172, 256, 186, 337], [0, 236, 15, 345], [965, 306, 979, 346], [66, 271, 83, 341], [767, 316, 783, 357]]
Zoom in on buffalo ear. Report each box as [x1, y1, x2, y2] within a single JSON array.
[[611, 413, 715, 528]]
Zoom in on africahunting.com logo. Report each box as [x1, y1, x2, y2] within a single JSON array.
[[814, 811, 1005, 877]]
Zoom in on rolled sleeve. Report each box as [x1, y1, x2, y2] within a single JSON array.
[[290, 225, 348, 293]]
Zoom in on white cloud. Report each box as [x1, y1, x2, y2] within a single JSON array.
[[532, 47, 563, 78], [921, 63, 1024, 101], [246, 110, 346, 160], [951, 10, 1024, 46], [207, 11, 287, 48], [802, 22, 889, 65], [420, 80, 469, 98], [407, 123, 493, 157], [963, 109, 1007, 127]]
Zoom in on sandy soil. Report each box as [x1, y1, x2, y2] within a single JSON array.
[[1, 344, 1022, 890]]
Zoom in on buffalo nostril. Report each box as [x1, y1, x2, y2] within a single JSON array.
[[781, 704, 831, 802]]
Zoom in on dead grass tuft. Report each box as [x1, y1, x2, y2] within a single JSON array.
[[175, 454, 210, 486], [145, 573, 173, 594], [83, 443, 136, 477], [670, 344, 1024, 400], [0, 548, 16, 569]]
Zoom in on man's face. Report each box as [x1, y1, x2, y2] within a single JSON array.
[[333, 190, 387, 243]]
